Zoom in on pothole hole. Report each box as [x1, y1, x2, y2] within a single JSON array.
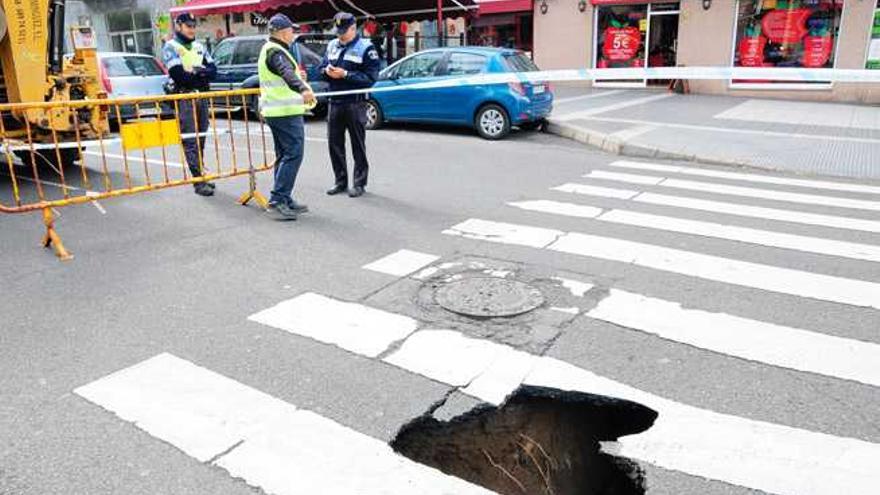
[[391, 386, 657, 495]]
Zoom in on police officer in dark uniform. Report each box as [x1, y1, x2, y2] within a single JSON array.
[[162, 13, 218, 197], [319, 12, 380, 198]]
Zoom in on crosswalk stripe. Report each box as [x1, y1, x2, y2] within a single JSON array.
[[362, 249, 440, 277], [585, 171, 880, 212], [509, 199, 880, 263], [556, 182, 880, 233], [385, 330, 880, 495], [247, 293, 880, 495], [587, 289, 880, 386], [608, 160, 880, 195], [247, 292, 419, 358], [444, 219, 880, 309], [75, 353, 493, 495]]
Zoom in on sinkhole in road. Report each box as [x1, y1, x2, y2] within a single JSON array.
[[391, 386, 658, 495]]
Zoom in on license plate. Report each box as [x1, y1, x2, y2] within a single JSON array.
[[533, 85, 546, 94], [138, 107, 159, 116]]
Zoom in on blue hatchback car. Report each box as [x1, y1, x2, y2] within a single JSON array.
[[366, 47, 553, 140]]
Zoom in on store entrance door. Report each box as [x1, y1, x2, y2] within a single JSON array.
[[646, 9, 679, 86]]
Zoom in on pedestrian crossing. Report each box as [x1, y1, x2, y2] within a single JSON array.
[[71, 158, 880, 495]]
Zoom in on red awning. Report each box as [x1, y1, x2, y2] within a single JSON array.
[[170, 0, 323, 16], [477, 0, 532, 15]]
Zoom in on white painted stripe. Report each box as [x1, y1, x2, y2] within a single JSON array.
[[84, 151, 184, 169], [609, 160, 880, 195], [442, 218, 562, 248], [714, 99, 880, 131], [362, 249, 440, 277], [585, 171, 880, 212], [552, 183, 640, 199], [553, 89, 627, 104], [556, 93, 673, 121], [553, 277, 594, 297], [509, 199, 880, 263], [443, 219, 880, 309], [589, 290, 880, 386], [76, 353, 493, 494], [558, 183, 880, 233], [382, 329, 880, 495], [248, 292, 418, 358]]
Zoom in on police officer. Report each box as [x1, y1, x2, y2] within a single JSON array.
[[162, 13, 217, 197], [259, 14, 316, 220], [320, 12, 380, 198]]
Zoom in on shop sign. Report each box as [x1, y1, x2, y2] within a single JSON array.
[[802, 35, 832, 67], [737, 36, 767, 67], [602, 26, 641, 61], [761, 8, 810, 44], [251, 13, 268, 27]]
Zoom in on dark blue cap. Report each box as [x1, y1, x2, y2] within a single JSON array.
[[333, 12, 356, 35], [268, 13, 297, 32], [175, 13, 197, 26]]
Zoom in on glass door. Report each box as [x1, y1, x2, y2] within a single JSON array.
[[646, 8, 680, 86]]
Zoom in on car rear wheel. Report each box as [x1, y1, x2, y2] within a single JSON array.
[[475, 104, 510, 140], [365, 100, 383, 130]]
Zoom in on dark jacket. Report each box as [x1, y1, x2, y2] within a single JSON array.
[[264, 37, 311, 94], [164, 33, 217, 92], [318, 35, 380, 103]]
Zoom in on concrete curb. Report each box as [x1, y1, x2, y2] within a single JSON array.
[[545, 119, 766, 171]]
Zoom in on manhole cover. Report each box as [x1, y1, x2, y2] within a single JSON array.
[[435, 277, 545, 318]]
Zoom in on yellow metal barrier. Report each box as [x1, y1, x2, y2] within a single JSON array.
[[0, 89, 273, 260]]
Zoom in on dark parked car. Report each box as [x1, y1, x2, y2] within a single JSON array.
[[366, 47, 553, 140], [210, 33, 333, 116]]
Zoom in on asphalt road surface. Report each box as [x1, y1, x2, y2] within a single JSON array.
[[1, 116, 879, 495]]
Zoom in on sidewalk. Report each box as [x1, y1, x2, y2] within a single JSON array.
[[546, 86, 880, 180]]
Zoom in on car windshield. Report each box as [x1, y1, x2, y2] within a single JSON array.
[[103, 56, 163, 77], [502, 53, 539, 73]]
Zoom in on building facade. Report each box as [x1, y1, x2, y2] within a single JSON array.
[[534, 0, 880, 103]]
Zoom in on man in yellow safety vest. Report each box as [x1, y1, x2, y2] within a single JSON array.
[[259, 14, 317, 220]]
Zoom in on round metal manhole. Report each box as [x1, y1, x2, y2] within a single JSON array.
[[435, 277, 545, 318]]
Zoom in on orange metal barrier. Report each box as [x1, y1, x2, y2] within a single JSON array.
[[0, 89, 273, 260]]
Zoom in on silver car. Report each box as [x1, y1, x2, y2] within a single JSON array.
[[97, 52, 169, 121]]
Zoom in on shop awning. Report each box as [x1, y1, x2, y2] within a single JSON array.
[[170, 0, 324, 16], [477, 0, 532, 15], [171, 0, 477, 21]]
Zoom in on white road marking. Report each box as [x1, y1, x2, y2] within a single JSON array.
[[443, 218, 562, 248], [608, 160, 880, 195], [585, 171, 880, 212], [558, 183, 880, 233], [552, 182, 640, 199], [362, 249, 440, 277], [549, 306, 580, 315], [84, 151, 184, 169], [588, 289, 880, 386], [382, 329, 880, 495], [553, 89, 627, 104], [509, 199, 880, 263], [443, 219, 880, 309], [553, 277, 594, 297], [75, 353, 492, 495], [248, 292, 418, 358], [556, 93, 673, 121]]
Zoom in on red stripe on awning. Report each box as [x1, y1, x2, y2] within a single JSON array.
[[478, 0, 532, 15], [170, 0, 322, 16]]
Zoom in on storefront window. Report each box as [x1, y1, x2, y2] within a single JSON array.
[[733, 0, 843, 84], [596, 4, 648, 70], [867, 0, 880, 69]]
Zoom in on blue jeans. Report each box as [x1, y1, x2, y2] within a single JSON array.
[[266, 115, 305, 206]]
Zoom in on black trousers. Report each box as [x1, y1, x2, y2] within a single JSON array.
[[328, 101, 369, 188]]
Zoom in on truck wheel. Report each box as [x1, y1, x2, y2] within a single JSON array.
[[15, 148, 79, 171]]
